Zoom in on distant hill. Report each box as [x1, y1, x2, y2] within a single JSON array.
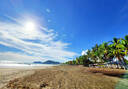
[[33, 61, 43, 64], [33, 60, 60, 64], [43, 60, 60, 64]]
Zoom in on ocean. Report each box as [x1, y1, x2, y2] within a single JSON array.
[[0, 63, 58, 68]]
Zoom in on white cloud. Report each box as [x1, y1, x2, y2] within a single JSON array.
[[0, 52, 38, 62], [0, 16, 78, 62], [81, 50, 88, 55]]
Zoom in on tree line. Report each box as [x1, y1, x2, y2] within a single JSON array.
[[65, 35, 128, 69]]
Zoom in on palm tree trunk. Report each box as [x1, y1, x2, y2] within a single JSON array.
[[117, 55, 127, 70], [115, 57, 119, 69], [121, 57, 128, 70], [117, 56, 126, 69]]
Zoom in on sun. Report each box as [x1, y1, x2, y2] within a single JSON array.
[[21, 20, 38, 36], [24, 21, 36, 30]]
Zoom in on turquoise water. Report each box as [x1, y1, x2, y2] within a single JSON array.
[[116, 71, 128, 89]]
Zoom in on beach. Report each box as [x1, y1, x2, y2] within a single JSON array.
[[1, 65, 126, 89], [0, 65, 53, 89], [0, 68, 34, 88]]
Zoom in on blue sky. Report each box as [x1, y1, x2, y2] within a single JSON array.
[[0, 0, 128, 63]]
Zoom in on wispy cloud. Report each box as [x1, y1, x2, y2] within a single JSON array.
[[0, 16, 78, 62], [0, 52, 38, 62], [46, 8, 51, 13]]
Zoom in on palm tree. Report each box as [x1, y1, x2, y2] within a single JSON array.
[[90, 49, 97, 63], [93, 44, 105, 63], [72, 60, 76, 65], [75, 57, 79, 65], [110, 38, 127, 69], [119, 35, 128, 68], [123, 35, 128, 65], [64, 35, 128, 69], [122, 35, 128, 56]]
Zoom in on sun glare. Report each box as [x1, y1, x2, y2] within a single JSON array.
[[24, 21, 36, 31]]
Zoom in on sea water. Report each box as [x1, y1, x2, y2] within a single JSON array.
[[0, 63, 58, 68]]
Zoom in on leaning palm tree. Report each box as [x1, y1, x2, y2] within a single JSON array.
[[121, 35, 128, 56], [110, 38, 127, 69], [120, 35, 128, 67]]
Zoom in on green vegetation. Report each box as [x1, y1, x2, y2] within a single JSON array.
[[65, 35, 128, 69]]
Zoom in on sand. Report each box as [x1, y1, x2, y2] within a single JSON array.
[[0, 66, 53, 88], [1, 65, 125, 89], [0, 68, 34, 88]]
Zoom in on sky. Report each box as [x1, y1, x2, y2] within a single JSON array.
[[0, 0, 128, 63]]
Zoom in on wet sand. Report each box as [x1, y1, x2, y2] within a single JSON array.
[[1, 65, 126, 89]]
